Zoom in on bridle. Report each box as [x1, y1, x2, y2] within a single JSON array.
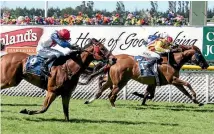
[[191, 49, 204, 66], [82, 41, 108, 61], [63, 40, 109, 79]]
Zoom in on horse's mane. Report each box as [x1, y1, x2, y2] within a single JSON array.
[[52, 52, 79, 66], [179, 44, 192, 50], [178, 45, 202, 54], [83, 38, 100, 49], [161, 45, 197, 68]]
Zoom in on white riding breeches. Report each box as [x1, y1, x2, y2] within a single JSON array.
[[37, 44, 71, 58], [140, 49, 160, 60], [51, 44, 72, 57]]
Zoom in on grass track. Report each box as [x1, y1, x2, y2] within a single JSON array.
[[1, 95, 214, 134]]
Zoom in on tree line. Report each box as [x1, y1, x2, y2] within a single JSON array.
[[1, 1, 214, 19]]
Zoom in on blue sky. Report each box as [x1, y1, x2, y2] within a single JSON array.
[[1, 1, 214, 12]]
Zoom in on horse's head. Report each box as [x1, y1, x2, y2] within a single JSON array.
[[83, 38, 110, 61], [188, 45, 209, 69]]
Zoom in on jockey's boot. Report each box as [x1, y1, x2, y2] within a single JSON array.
[[145, 59, 157, 76], [41, 55, 57, 76], [147, 59, 157, 68]]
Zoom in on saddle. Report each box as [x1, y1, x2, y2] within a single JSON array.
[[134, 56, 160, 86], [24, 51, 80, 88], [24, 55, 55, 88], [24, 55, 55, 77]]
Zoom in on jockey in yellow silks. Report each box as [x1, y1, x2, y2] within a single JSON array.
[[140, 33, 173, 77], [147, 37, 173, 53], [142, 32, 173, 60]]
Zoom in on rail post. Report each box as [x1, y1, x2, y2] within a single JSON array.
[[169, 85, 172, 102], [206, 74, 209, 104], [123, 83, 128, 100]]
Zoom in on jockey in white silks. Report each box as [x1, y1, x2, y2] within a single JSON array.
[[36, 29, 79, 75]]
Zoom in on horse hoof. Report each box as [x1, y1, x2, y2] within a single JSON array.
[[84, 101, 90, 104], [27, 111, 34, 115], [198, 103, 204, 107], [20, 109, 28, 114], [112, 107, 116, 110], [141, 103, 148, 106]]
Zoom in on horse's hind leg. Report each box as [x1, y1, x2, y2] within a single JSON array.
[[20, 91, 57, 115], [1, 64, 23, 90], [0, 83, 9, 89], [141, 85, 156, 105], [1, 78, 22, 89]]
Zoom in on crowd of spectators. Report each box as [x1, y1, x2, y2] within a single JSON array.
[[1, 11, 187, 26]]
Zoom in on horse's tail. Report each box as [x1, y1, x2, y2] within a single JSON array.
[[1, 53, 27, 89]]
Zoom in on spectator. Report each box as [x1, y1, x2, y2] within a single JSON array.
[[1, 11, 188, 26]]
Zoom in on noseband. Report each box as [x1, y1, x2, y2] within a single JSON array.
[[83, 42, 107, 61]]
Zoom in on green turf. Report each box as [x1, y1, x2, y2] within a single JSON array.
[[1, 95, 214, 134]]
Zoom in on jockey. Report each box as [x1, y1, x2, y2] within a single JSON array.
[[36, 29, 79, 75], [141, 34, 173, 75], [147, 35, 173, 54]]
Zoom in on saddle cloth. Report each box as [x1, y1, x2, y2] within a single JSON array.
[[24, 55, 54, 77], [134, 56, 157, 76], [134, 56, 160, 86]]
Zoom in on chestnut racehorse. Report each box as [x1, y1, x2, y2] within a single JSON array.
[[1, 39, 111, 121], [84, 45, 209, 107]]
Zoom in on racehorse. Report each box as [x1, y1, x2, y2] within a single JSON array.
[[1, 38, 111, 121], [83, 45, 209, 107]]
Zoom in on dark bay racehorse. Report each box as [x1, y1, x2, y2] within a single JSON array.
[[1, 38, 111, 121], [83, 45, 209, 107]]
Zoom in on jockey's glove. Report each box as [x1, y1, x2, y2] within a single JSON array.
[[165, 49, 170, 53], [70, 45, 81, 51]]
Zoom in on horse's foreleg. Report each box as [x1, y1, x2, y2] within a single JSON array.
[[109, 82, 127, 107], [98, 75, 106, 89], [20, 91, 57, 115], [84, 78, 112, 104], [60, 86, 74, 121], [61, 94, 71, 121], [172, 84, 197, 102], [109, 86, 119, 107], [172, 77, 201, 105]]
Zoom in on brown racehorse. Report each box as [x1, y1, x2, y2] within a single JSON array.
[[1, 38, 111, 121], [83, 45, 209, 107]]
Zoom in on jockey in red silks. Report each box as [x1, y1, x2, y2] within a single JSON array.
[[36, 29, 79, 75]]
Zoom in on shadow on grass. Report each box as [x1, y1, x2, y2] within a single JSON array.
[[83, 102, 214, 113], [2, 116, 179, 126], [87, 102, 214, 113], [126, 104, 214, 113], [1, 103, 41, 107], [0, 110, 18, 113]]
